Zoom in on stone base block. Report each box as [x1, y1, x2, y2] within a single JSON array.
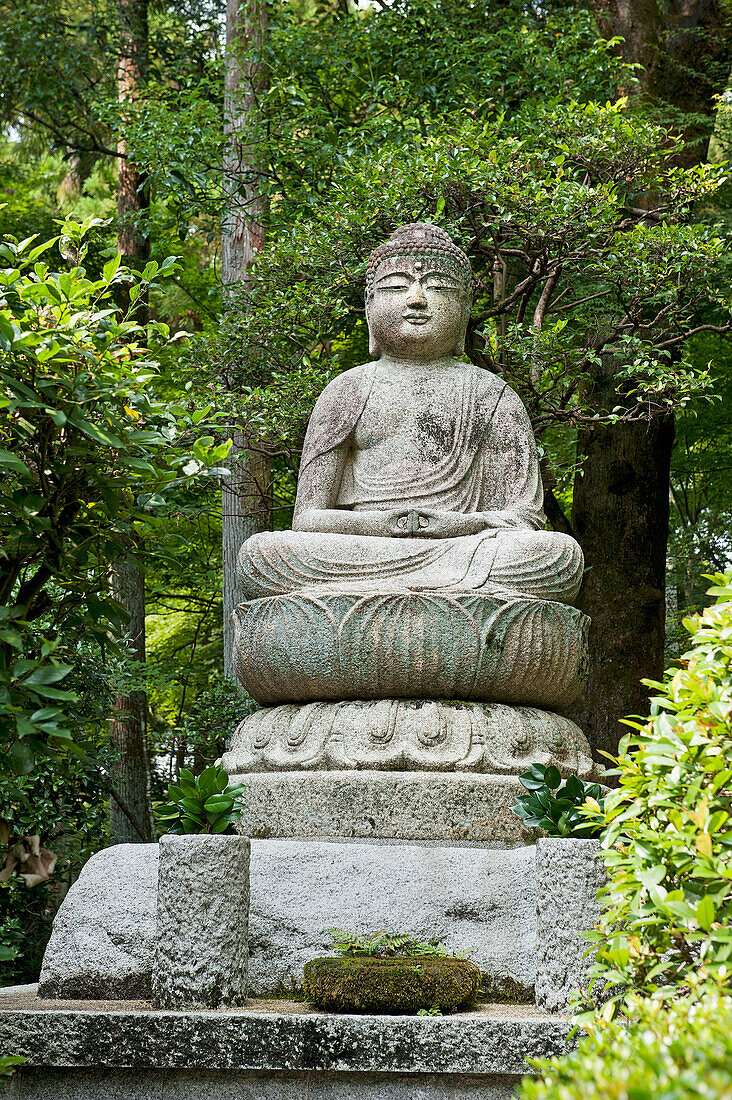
[[535, 838, 606, 1013], [222, 699, 595, 777], [153, 834, 250, 1010], [37, 840, 539, 1002], [236, 770, 537, 845], [234, 589, 589, 709], [10, 1068, 521, 1099]]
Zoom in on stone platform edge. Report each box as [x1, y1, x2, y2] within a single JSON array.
[[0, 986, 572, 1076]]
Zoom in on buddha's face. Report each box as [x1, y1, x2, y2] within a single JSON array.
[[367, 254, 469, 361]]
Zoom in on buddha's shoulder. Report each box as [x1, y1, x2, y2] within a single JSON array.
[[313, 363, 376, 405]]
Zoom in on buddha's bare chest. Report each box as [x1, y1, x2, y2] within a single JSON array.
[[352, 377, 460, 463]]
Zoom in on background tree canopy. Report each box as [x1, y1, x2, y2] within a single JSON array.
[[1, 0, 732, 983]]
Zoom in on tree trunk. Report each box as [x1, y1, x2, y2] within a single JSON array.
[[592, 0, 730, 132], [109, 0, 153, 841], [569, 370, 675, 764], [221, 0, 271, 682], [117, 0, 149, 310], [568, 0, 728, 763], [109, 554, 154, 842]]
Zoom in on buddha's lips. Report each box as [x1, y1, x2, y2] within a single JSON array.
[[403, 313, 432, 324]]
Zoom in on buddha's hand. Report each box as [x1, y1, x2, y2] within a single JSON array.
[[386, 510, 490, 539]]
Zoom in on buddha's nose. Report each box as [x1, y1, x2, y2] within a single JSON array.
[[405, 281, 428, 308]]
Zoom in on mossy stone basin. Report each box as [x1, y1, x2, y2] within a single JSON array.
[[303, 956, 481, 1014]]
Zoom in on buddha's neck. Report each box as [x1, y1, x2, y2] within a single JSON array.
[[376, 354, 457, 374]]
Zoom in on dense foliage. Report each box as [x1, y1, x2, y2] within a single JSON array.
[[0, 222, 229, 771], [585, 572, 732, 1003], [512, 765, 605, 838], [520, 573, 732, 1100], [0, 223, 230, 978], [520, 987, 732, 1100], [218, 101, 729, 481]]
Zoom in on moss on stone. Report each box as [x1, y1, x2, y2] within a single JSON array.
[[302, 956, 481, 1014]]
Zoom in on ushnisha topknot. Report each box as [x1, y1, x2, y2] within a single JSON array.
[[365, 223, 472, 296]]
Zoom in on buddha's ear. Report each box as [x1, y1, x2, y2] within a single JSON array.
[[365, 299, 381, 359], [451, 298, 470, 357]]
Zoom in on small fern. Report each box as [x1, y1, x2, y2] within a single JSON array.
[[328, 928, 467, 958]]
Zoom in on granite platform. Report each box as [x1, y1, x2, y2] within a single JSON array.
[[1, 985, 572, 1099]]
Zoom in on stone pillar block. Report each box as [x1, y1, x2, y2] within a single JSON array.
[[534, 837, 605, 1014], [153, 834, 250, 1009]]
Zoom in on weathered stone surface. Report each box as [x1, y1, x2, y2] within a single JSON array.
[[233, 591, 588, 710], [534, 838, 606, 1013], [237, 771, 537, 846], [247, 840, 536, 1000], [37, 840, 538, 1002], [303, 956, 481, 1014], [10, 1068, 521, 1099], [153, 834, 250, 1010], [37, 844, 158, 1000], [223, 699, 595, 777], [0, 987, 573, 1075], [234, 223, 588, 743]]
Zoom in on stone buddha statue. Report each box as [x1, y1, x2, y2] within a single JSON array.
[[223, 224, 596, 843], [239, 223, 583, 604]]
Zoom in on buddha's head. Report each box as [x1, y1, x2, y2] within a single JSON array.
[[365, 223, 472, 362]]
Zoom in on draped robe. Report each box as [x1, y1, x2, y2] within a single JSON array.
[[238, 362, 583, 603]]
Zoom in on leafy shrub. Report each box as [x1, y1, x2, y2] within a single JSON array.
[[328, 929, 464, 959], [588, 572, 732, 1002], [520, 986, 732, 1100], [0, 717, 114, 984], [0, 221, 230, 774], [512, 765, 605, 838], [154, 765, 246, 835]]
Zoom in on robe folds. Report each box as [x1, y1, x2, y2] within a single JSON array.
[[238, 362, 584, 604]]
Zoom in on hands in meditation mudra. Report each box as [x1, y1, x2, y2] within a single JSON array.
[[225, 225, 595, 783]]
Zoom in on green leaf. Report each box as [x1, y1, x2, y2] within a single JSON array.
[[697, 895, 715, 931], [20, 663, 73, 687], [73, 418, 123, 448], [24, 685, 77, 701], [103, 253, 122, 282], [181, 797, 204, 819], [204, 795, 234, 813], [9, 739, 34, 774], [544, 765, 562, 790], [178, 770, 197, 797], [0, 449, 31, 475]]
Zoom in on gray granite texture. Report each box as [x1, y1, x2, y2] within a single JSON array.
[[248, 841, 536, 1000], [37, 840, 538, 1002], [233, 591, 589, 710], [223, 698, 596, 778], [0, 988, 572, 1075], [534, 837, 606, 1013], [10, 1068, 521, 1099], [37, 844, 157, 1000], [236, 770, 536, 845], [234, 223, 588, 723], [153, 834, 250, 1010]]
